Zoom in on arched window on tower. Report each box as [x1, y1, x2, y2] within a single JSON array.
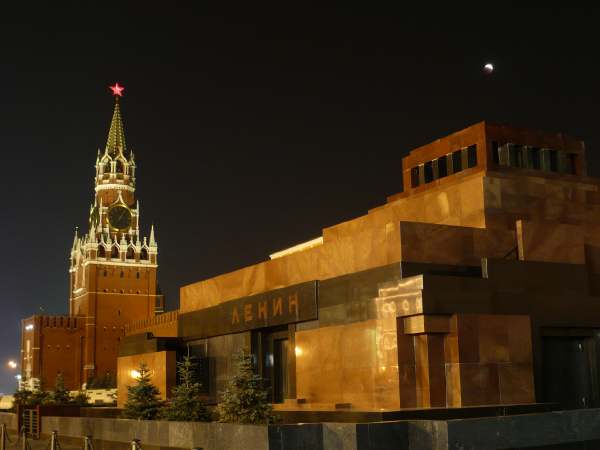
[[111, 245, 119, 259], [140, 248, 148, 261], [98, 245, 106, 259], [126, 246, 135, 260], [115, 160, 124, 173]]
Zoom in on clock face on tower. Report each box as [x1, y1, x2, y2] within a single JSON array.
[[108, 204, 132, 231]]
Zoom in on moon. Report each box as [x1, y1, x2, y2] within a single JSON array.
[[483, 63, 494, 74]]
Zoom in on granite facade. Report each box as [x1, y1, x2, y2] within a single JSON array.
[[116, 350, 176, 407], [119, 123, 600, 415]]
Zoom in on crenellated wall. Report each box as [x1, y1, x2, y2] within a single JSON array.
[[124, 311, 179, 337]]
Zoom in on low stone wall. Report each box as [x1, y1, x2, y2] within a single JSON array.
[[443, 408, 600, 450], [38, 408, 600, 450], [42, 416, 268, 450], [0, 412, 17, 430]]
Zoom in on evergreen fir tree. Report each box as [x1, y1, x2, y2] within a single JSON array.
[[217, 350, 274, 424], [14, 384, 52, 407], [72, 390, 89, 406], [29, 389, 53, 406], [122, 363, 164, 420], [13, 388, 33, 407], [160, 355, 210, 421], [52, 372, 71, 404], [102, 371, 117, 388], [85, 377, 98, 389]]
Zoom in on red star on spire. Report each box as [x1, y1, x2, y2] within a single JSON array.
[[109, 83, 125, 97]]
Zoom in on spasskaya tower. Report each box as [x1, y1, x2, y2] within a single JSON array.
[[21, 84, 164, 390]]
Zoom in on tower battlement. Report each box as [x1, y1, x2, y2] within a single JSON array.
[[124, 311, 179, 337], [38, 315, 82, 330]]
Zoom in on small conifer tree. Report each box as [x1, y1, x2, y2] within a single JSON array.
[[217, 350, 274, 424], [30, 389, 53, 406], [52, 372, 71, 404], [14, 382, 52, 407], [160, 355, 210, 421], [13, 388, 33, 407], [122, 363, 164, 420], [72, 390, 89, 406]]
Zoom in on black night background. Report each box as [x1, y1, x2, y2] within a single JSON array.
[[0, 5, 599, 393]]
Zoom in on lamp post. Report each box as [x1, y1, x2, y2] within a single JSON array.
[[7, 360, 21, 389]]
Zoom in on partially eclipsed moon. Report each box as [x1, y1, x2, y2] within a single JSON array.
[[484, 63, 494, 74]]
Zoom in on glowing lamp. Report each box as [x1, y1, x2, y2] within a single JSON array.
[[8, 361, 17, 369], [294, 346, 303, 357], [130, 369, 141, 379], [25, 324, 34, 331]]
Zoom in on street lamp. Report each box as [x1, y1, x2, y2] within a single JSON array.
[[7, 360, 17, 369]]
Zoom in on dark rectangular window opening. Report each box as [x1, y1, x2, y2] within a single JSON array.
[[549, 150, 558, 172], [492, 141, 499, 165], [467, 144, 477, 168], [567, 153, 577, 175], [530, 147, 541, 170], [541, 149, 551, 171], [509, 144, 524, 168], [437, 156, 448, 178], [273, 338, 289, 403], [452, 150, 462, 173], [424, 161, 434, 183], [498, 144, 510, 166], [410, 166, 420, 188]]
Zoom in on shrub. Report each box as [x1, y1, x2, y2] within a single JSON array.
[[122, 363, 164, 420], [217, 350, 274, 424], [72, 390, 89, 406], [160, 355, 210, 421], [13, 388, 33, 407], [32, 390, 54, 406], [51, 372, 71, 404]]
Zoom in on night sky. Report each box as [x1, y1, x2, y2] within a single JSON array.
[[1, 5, 599, 393]]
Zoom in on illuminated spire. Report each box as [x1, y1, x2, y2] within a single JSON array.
[[71, 227, 79, 251], [105, 84, 127, 156], [149, 224, 156, 247]]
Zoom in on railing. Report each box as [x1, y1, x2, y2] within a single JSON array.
[[20, 409, 39, 440]]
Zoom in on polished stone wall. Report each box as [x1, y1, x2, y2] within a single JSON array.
[[295, 318, 400, 410], [179, 173, 492, 312], [290, 262, 536, 410], [205, 332, 250, 403], [116, 350, 176, 407], [145, 124, 600, 414], [179, 164, 600, 314], [443, 314, 534, 407], [293, 312, 534, 410]]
